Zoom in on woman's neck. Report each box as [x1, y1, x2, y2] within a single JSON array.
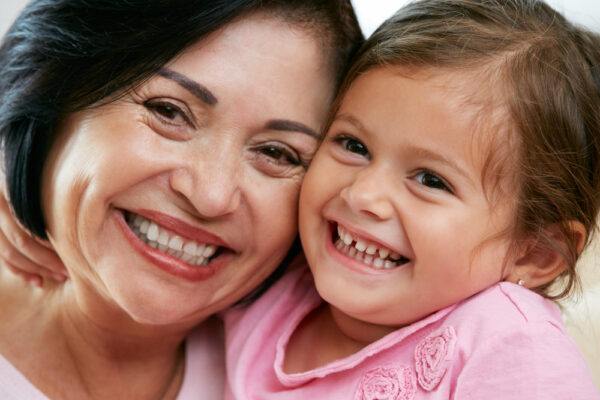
[[0, 269, 193, 399]]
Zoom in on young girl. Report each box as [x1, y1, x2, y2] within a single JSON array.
[[225, 0, 600, 398]]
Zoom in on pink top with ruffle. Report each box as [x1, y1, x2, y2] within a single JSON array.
[[225, 265, 599, 399]]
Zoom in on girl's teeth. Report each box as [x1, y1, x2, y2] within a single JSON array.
[[343, 233, 353, 246], [127, 213, 220, 267], [134, 214, 145, 227], [355, 240, 367, 252], [333, 231, 406, 270]]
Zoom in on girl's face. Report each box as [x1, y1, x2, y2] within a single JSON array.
[[42, 14, 333, 327], [299, 67, 518, 331]]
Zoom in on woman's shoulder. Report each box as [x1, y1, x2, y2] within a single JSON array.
[[177, 316, 226, 400], [0, 354, 49, 400]]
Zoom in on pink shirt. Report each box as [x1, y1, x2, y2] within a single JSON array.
[[225, 265, 599, 399], [0, 316, 225, 400]]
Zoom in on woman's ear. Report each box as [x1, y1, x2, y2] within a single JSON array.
[[506, 221, 586, 288]]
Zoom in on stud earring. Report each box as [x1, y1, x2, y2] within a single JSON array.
[[517, 279, 525, 286]]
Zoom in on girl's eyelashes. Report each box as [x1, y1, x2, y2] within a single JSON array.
[[333, 134, 371, 159], [143, 98, 195, 129], [412, 170, 453, 193]]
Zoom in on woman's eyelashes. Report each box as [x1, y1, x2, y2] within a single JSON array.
[[412, 170, 453, 193], [143, 98, 197, 135], [251, 142, 310, 177]]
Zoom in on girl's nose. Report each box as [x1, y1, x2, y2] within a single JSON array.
[[340, 166, 395, 220], [169, 150, 242, 219]]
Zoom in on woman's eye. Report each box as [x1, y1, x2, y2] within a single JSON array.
[[144, 100, 193, 127], [334, 135, 370, 158], [414, 170, 452, 192], [256, 144, 301, 166]]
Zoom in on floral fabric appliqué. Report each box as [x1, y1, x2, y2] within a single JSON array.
[[414, 326, 456, 391], [354, 364, 416, 400]]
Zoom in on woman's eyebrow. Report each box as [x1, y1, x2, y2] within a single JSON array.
[[157, 68, 218, 106], [265, 120, 318, 139]]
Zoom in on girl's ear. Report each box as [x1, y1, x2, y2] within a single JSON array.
[[506, 221, 586, 288]]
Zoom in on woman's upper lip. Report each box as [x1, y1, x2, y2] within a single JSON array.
[[129, 209, 234, 250]]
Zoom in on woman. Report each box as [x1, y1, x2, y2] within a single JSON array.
[[0, 0, 363, 398]]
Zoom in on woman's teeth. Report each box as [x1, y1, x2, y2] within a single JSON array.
[[335, 225, 407, 269], [126, 213, 217, 267]]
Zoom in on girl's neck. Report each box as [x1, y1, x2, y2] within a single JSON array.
[[284, 303, 397, 374], [0, 269, 193, 399]]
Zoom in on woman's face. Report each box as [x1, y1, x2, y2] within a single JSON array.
[[42, 14, 333, 326]]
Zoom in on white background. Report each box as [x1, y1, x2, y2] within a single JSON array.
[[1, 0, 599, 38]]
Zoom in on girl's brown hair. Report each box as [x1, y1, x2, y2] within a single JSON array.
[[327, 0, 600, 298]]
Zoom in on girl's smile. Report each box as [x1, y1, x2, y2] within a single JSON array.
[[299, 67, 518, 331]]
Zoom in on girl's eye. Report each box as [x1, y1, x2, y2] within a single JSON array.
[[413, 170, 452, 193], [144, 99, 194, 127], [334, 135, 370, 159]]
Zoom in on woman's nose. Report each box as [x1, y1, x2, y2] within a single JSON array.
[[340, 166, 395, 220], [169, 151, 242, 219]]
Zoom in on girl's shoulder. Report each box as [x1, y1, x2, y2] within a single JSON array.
[[440, 283, 598, 398], [447, 282, 565, 335]]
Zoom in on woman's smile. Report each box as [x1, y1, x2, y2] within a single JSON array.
[[118, 209, 235, 281], [38, 14, 332, 325]]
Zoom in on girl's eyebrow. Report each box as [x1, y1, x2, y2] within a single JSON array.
[[334, 113, 368, 135], [335, 113, 474, 184], [157, 68, 218, 106], [406, 145, 473, 184]]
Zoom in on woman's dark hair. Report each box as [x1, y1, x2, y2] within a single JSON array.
[[0, 0, 364, 240]]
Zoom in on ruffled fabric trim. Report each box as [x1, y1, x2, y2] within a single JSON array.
[[414, 326, 456, 391], [354, 364, 416, 400]]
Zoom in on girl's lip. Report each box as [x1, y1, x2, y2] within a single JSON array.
[[327, 219, 405, 257], [324, 222, 408, 276], [114, 209, 233, 282]]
